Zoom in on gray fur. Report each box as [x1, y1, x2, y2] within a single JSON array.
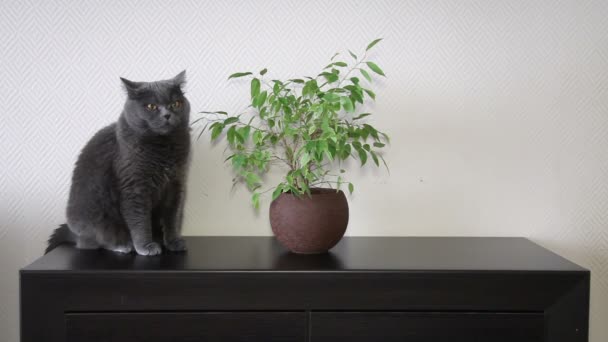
[[48, 71, 191, 256], [45, 224, 75, 254]]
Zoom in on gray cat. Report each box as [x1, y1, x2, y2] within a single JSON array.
[[45, 71, 191, 256]]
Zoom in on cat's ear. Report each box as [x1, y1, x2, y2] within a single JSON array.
[[171, 70, 187, 88], [120, 77, 144, 98]]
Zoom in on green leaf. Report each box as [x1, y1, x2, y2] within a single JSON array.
[[360, 126, 370, 140], [232, 154, 247, 169], [254, 90, 267, 108], [224, 117, 239, 125], [356, 147, 367, 165], [195, 121, 209, 140], [348, 183, 354, 194], [341, 97, 354, 113], [341, 144, 352, 160], [259, 68, 267, 76], [370, 151, 380, 166], [300, 181, 310, 196], [349, 50, 358, 60], [253, 130, 263, 145], [353, 113, 371, 120], [226, 125, 237, 145], [360, 68, 372, 82], [284, 125, 297, 137], [322, 92, 340, 103], [317, 140, 329, 161], [251, 78, 261, 99], [272, 185, 284, 201], [381, 132, 390, 143], [333, 61, 347, 67], [211, 124, 224, 140], [299, 152, 311, 167], [324, 145, 335, 161], [373, 142, 385, 148], [364, 124, 379, 141], [366, 62, 385, 76], [320, 72, 339, 83], [363, 88, 376, 100], [238, 125, 251, 141], [228, 72, 252, 79], [198, 111, 228, 115], [308, 125, 317, 136], [349, 89, 364, 104], [302, 79, 318, 98], [259, 107, 268, 119], [252, 192, 260, 209], [289, 79, 305, 84], [330, 52, 340, 60], [379, 153, 389, 171], [246, 172, 261, 190], [366, 38, 383, 51]]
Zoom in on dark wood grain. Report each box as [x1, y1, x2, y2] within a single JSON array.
[[66, 312, 306, 342], [20, 236, 590, 342], [310, 312, 545, 342]]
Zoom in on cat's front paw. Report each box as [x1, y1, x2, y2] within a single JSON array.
[[164, 237, 187, 252], [135, 242, 162, 256], [110, 245, 133, 254]]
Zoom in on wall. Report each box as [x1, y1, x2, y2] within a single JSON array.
[[1, 0, 607, 341]]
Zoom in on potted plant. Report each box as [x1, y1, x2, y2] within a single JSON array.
[[195, 39, 389, 254]]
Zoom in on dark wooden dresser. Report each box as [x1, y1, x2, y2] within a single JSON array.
[[21, 236, 589, 342]]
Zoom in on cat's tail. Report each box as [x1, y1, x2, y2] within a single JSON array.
[[45, 224, 76, 254]]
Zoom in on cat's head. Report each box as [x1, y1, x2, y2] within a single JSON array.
[[120, 71, 190, 135]]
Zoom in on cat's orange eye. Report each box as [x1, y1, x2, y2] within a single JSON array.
[[171, 100, 182, 109], [145, 104, 157, 111]]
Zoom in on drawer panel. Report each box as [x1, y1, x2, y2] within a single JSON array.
[[311, 312, 544, 342], [66, 312, 306, 342]]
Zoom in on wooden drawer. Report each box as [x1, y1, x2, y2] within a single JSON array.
[[65, 312, 306, 342], [310, 312, 545, 342], [22, 238, 589, 342]]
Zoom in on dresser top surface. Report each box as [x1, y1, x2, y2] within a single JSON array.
[[22, 236, 586, 273]]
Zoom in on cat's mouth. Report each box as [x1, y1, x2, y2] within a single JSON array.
[[161, 118, 177, 127], [150, 121, 175, 135]]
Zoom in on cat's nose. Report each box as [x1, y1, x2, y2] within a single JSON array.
[[163, 114, 171, 120]]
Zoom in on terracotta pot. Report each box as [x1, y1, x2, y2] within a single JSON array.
[[269, 188, 349, 254]]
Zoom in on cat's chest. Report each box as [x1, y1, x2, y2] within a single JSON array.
[[144, 149, 186, 173], [132, 143, 189, 182]]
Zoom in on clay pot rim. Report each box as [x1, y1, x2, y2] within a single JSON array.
[[283, 187, 345, 196]]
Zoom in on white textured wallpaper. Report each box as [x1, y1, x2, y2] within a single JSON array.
[[1, 0, 607, 341]]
